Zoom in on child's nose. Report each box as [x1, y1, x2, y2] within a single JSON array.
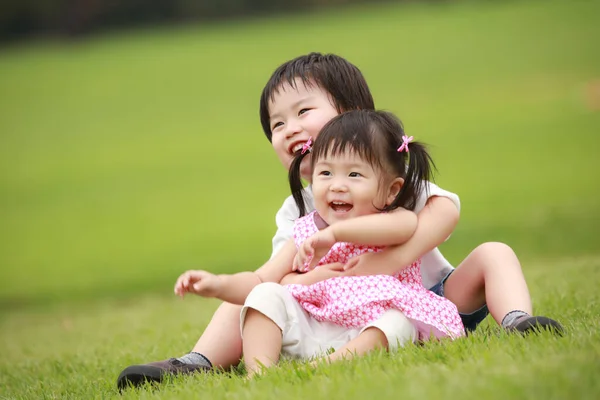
[[284, 121, 302, 138], [330, 179, 348, 192]]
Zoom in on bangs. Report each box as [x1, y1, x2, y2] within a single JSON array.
[[311, 112, 386, 172], [290, 109, 432, 217], [266, 71, 316, 105], [259, 53, 375, 141]]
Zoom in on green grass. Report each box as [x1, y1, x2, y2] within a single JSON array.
[[1, 0, 599, 398]]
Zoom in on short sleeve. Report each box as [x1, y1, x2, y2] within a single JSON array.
[[413, 181, 460, 243], [413, 181, 460, 214], [271, 195, 299, 259], [270, 188, 315, 259]]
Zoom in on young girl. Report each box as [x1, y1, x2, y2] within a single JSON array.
[[175, 110, 465, 376], [117, 52, 561, 388]]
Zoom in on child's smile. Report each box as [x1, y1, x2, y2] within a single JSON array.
[[329, 201, 353, 214], [312, 151, 386, 225], [267, 78, 339, 180]]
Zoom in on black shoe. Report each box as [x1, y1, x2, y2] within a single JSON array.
[[117, 358, 211, 389], [511, 315, 564, 336]]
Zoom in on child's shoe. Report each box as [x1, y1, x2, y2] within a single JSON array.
[[117, 358, 211, 389], [509, 315, 564, 335]]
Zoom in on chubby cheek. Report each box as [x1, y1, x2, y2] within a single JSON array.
[[272, 142, 291, 170], [312, 188, 329, 215]]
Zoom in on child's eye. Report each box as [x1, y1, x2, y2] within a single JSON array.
[[271, 121, 283, 130], [349, 172, 362, 178], [298, 108, 311, 116], [318, 170, 332, 176]]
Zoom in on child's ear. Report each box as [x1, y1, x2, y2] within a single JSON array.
[[386, 177, 404, 205]]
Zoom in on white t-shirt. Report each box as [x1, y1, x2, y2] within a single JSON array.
[[270, 181, 459, 290]]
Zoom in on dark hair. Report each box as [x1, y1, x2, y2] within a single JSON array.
[[289, 110, 435, 217], [259, 52, 375, 142]]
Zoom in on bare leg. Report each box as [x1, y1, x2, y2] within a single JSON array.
[[116, 302, 242, 388], [242, 308, 283, 377], [443, 242, 532, 324], [117, 289, 275, 388], [324, 327, 388, 363], [320, 309, 416, 364], [191, 302, 244, 369]]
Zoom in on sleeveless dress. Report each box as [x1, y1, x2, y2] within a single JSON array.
[[285, 211, 465, 341]]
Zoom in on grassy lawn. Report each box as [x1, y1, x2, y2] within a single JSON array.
[[1, 0, 599, 398]]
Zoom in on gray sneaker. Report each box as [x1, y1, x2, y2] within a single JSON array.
[[117, 358, 211, 389]]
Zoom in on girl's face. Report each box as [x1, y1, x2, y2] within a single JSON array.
[[268, 78, 339, 180], [311, 150, 402, 225]]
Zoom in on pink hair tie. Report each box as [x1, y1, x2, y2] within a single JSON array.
[[397, 135, 414, 153], [301, 137, 313, 154]]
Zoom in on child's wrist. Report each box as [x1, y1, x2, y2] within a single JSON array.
[[213, 274, 227, 297], [327, 225, 339, 242]]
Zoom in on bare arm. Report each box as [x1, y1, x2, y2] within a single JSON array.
[[296, 208, 418, 271], [330, 208, 417, 246], [174, 239, 297, 305], [345, 196, 459, 277], [280, 263, 346, 285]]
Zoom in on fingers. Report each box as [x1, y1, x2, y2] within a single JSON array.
[[192, 281, 205, 293], [322, 262, 345, 272], [304, 231, 335, 270], [344, 257, 359, 271], [296, 240, 314, 272], [304, 239, 315, 269], [292, 254, 301, 272], [192, 274, 220, 298], [303, 254, 314, 271], [308, 238, 329, 270], [174, 270, 203, 297], [307, 250, 322, 270], [174, 272, 189, 297]]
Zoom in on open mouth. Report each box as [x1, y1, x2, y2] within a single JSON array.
[[330, 201, 353, 213], [289, 141, 308, 155]]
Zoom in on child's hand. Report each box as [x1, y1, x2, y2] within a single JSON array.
[[174, 270, 223, 298], [344, 255, 362, 272], [281, 262, 346, 285], [293, 228, 336, 272]]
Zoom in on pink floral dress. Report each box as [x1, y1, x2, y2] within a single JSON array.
[[285, 212, 465, 341]]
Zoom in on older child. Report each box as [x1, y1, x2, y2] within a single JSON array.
[[237, 110, 464, 376], [117, 53, 562, 388]]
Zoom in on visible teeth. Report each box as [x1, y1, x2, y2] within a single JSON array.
[[332, 202, 346, 205], [292, 143, 304, 152]]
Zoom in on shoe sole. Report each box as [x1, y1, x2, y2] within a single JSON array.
[[117, 365, 165, 389], [514, 316, 564, 336]]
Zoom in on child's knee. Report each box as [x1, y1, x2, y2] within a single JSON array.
[[368, 309, 417, 351], [241, 283, 292, 333], [247, 282, 289, 303], [473, 242, 516, 260]]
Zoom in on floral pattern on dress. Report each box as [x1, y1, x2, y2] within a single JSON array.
[[285, 211, 465, 341]]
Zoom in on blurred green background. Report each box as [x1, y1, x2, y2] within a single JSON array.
[[0, 0, 599, 312]]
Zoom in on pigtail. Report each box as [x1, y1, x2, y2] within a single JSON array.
[[390, 141, 436, 211], [288, 151, 310, 217]]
